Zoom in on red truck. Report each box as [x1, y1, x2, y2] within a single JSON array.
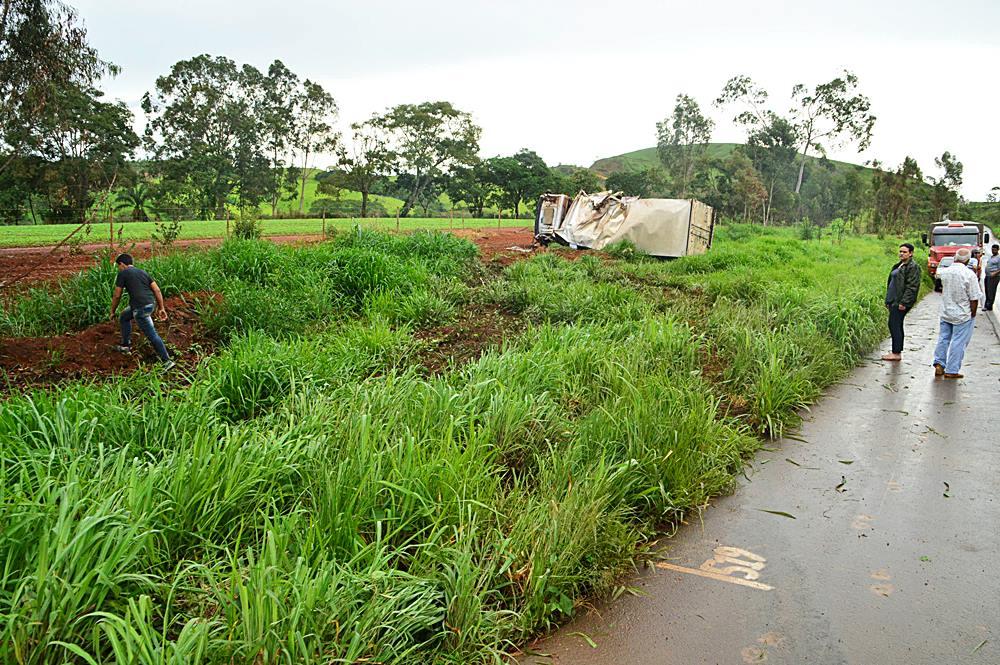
[[922, 220, 991, 291]]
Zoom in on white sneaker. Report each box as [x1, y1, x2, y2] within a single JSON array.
[[162, 360, 176, 371]]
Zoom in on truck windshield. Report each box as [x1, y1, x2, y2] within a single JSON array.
[[932, 231, 979, 246]]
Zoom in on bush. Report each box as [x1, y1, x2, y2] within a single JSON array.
[[231, 209, 261, 239]]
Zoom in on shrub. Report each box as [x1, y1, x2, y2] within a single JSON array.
[[231, 209, 261, 240]]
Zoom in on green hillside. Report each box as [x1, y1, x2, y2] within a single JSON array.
[[589, 143, 872, 178]]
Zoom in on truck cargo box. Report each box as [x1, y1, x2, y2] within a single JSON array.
[[535, 191, 714, 258]]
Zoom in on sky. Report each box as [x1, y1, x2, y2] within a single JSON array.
[[74, 0, 999, 199]]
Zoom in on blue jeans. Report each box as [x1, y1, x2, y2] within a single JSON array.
[[120, 304, 170, 362], [933, 318, 974, 374]]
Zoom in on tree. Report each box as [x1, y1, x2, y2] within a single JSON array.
[[875, 156, 923, 234], [788, 71, 875, 195], [143, 55, 270, 218], [260, 60, 300, 217], [337, 119, 394, 218], [36, 83, 138, 222], [929, 151, 963, 222], [114, 182, 155, 221], [605, 167, 667, 197], [445, 160, 494, 217], [744, 116, 798, 224], [656, 94, 714, 198], [292, 79, 338, 214], [0, 0, 115, 177], [549, 166, 602, 195], [484, 149, 550, 217], [373, 101, 480, 217], [724, 151, 768, 221]]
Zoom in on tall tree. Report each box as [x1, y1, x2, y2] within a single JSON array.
[[484, 149, 550, 216], [0, 0, 115, 177], [788, 71, 875, 195], [292, 79, 338, 214], [724, 150, 768, 222], [744, 116, 798, 225], [36, 84, 138, 221], [142, 55, 270, 218], [373, 101, 480, 217], [445, 160, 494, 217], [337, 119, 394, 219], [656, 94, 714, 198], [260, 60, 300, 217], [605, 167, 667, 198], [929, 151, 963, 222]]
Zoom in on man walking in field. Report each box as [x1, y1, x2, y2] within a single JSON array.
[[932, 248, 982, 379], [984, 243, 999, 311], [109, 254, 174, 370]]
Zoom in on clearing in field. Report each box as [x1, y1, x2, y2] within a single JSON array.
[[0, 224, 910, 664]]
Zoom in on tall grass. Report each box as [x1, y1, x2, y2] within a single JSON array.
[[0, 225, 911, 663]]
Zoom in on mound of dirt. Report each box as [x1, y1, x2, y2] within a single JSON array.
[[415, 304, 524, 375], [0, 292, 219, 390]]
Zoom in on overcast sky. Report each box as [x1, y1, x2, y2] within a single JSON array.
[[75, 0, 999, 199]]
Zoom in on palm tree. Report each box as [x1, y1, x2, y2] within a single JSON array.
[[114, 183, 155, 221]]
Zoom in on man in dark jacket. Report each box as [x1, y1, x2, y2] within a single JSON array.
[[882, 243, 921, 361]]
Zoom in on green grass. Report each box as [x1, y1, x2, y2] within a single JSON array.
[[0, 217, 531, 248], [0, 224, 917, 663]]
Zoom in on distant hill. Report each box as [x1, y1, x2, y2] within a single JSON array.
[[588, 143, 872, 178]]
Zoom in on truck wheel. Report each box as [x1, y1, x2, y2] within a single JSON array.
[[934, 278, 942, 292]]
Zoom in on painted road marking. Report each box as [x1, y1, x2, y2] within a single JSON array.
[[656, 546, 773, 591]]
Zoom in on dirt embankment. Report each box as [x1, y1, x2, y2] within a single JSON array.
[[0, 292, 218, 390]]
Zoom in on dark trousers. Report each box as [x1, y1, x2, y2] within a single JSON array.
[[986, 275, 999, 309], [888, 306, 908, 354]]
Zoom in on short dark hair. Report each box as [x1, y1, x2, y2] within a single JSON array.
[[900, 243, 914, 253], [992, 244, 999, 250], [115, 253, 134, 266]]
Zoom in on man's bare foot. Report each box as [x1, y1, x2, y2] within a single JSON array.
[[881, 353, 902, 361]]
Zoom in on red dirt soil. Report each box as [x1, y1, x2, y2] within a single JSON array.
[[0, 292, 218, 390], [415, 304, 524, 375]]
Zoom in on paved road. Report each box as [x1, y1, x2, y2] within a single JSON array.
[[522, 297, 1000, 665]]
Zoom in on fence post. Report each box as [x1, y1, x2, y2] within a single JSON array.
[[322, 211, 326, 237], [109, 207, 114, 251], [396, 210, 400, 233], [497, 208, 501, 230]]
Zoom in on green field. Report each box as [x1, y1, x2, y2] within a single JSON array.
[[0, 217, 532, 248], [0, 225, 919, 663]]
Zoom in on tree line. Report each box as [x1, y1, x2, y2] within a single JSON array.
[[0, 0, 991, 231]]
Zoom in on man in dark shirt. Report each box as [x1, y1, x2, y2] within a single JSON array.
[[109, 253, 174, 369]]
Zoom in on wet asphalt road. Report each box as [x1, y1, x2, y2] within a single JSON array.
[[521, 295, 1000, 665]]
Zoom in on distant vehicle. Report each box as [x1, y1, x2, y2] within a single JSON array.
[[534, 191, 715, 259], [922, 220, 990, 290]]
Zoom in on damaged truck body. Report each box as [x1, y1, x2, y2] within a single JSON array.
[[534, 191, 715, 259]]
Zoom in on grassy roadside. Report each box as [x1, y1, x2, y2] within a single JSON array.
[[0, 226, 918, 663], [0, 217, 532, 248]]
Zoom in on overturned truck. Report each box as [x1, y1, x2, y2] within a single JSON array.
[[534, 191, 715, 258]]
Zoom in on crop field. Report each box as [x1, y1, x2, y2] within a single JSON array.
[[0, 225, 919, 663], [0, 217, 531, 248]]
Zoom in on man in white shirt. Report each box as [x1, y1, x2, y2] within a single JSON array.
[[932, 248, 983, 379]]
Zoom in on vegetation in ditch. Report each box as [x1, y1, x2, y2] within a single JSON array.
[[1, 225, 917, 663]]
